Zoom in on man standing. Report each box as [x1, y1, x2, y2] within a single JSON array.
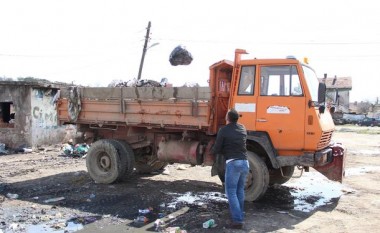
[[211, 108, 249, 229]]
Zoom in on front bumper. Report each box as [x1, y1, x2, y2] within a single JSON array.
[[314, 143, 345, 183]]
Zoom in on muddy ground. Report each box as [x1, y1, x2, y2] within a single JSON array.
[[0, 125, 379, 233]]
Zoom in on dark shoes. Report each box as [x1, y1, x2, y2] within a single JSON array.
[[227, 222, 243, 229]]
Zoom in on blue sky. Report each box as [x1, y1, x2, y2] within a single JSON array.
[[1, 0, 379, 102]]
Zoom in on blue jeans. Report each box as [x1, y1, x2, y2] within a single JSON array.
[[225, 159, 249, 223]]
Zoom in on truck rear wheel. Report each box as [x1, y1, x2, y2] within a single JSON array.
[[269, 166, 295, 185], [86, 139, 121, 184], [245, 151, 269, 201], [108, 140, 135, 181]]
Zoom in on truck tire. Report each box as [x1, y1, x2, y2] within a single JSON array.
[[108, 140, 135, 181], [86, 139, 121, 184], [245, 151, 269, 201], [269, 166, 295, 185]]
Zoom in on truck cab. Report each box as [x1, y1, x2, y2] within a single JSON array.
[[209, 50, 344, 200]]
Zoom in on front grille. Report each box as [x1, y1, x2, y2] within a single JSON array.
[[317, 130, 333, 150]]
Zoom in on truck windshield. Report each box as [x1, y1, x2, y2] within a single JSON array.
[[302, 65, 319, 102]]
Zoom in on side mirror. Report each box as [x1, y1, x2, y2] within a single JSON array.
[[318, 82, 326, 104]]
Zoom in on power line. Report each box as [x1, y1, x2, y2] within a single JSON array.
[[154, 37, 380, 45]]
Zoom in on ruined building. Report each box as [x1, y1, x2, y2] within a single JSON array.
[[320, 76, 352, 113], [0, 81, 74, 149]]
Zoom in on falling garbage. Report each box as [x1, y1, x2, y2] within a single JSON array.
[[169, 45, 193, 66]]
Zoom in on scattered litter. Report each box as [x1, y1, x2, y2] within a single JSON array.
[[154, 219, 164, 231], [43, 197, 65, 203], [51, 221, 66, 230], [89, 194, 96, 199], [162, 168, 170, 175], [276, 210, 301, 218], [202, 219, 215, 228], [277, 211, 288, 214], [169, 45, 193, 66], [134, 216, 148, 223], [21, 148, 33, 153], [165, 226, 187, 233], [68, 216, 102, 225], [0, 143, 8, 155], [62, 141, 90, 158], [341, 188, 356, 194], [176, 165, 188, 170], [139, 207, 153, 215], [6, 193, 19, 199], [288, 213, 301, 219], [9, 223, 23, 231]]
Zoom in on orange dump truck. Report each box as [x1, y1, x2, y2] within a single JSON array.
[[58, 49, 345, 201]]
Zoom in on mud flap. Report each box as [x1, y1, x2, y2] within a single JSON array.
[[314, 143, 345, 183]]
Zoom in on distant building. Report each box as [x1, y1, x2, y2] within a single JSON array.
[[0, 81, 75, 149], [319, 76, 352, 113]]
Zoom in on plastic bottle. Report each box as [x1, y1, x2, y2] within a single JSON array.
[[202, 219, 215, 228]]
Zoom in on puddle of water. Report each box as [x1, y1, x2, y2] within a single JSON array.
[[167, 192, 227, 208], [26, 220, 83, 233], [166, 173, 355, 213], [284, 172, 343, 212]]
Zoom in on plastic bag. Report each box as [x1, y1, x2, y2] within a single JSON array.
[[169, 45, 193, 66]]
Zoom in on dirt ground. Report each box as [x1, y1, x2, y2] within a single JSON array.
[[1, 125, 379, 233]]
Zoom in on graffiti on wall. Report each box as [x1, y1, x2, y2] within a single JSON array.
[[31, 88, 58, 128]]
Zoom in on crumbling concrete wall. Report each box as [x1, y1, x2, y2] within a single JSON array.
[[0, 85, 32, 149], [326, 89, 350, 112], [30, 88, 73, 147]]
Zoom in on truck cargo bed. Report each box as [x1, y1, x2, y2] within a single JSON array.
[[58, 86, 212, 131]]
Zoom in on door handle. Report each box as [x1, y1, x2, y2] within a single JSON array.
[[257, 119, 267, 122]]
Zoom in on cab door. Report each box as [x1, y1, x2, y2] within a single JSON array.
[[231, 65, 258, 131], [256, 65, 305, 151]]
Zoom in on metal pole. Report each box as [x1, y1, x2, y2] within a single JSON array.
[[137, 21, 151, 81]]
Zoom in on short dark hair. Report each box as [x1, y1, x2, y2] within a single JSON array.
[[227, 108, 239, 123]]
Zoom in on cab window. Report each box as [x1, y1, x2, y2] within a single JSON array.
[[260, 65, 303, 96], [238, 66, 255, 95]]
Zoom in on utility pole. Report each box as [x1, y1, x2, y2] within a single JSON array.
[[137, 21, 151, 81]]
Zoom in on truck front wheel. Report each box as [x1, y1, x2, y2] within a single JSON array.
[[269, 166, 295, 185], [86, 139, 121, 184], [245, 151, 269, 201]]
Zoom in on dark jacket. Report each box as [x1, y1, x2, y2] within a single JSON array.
[[211, 122, 248, 160]]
